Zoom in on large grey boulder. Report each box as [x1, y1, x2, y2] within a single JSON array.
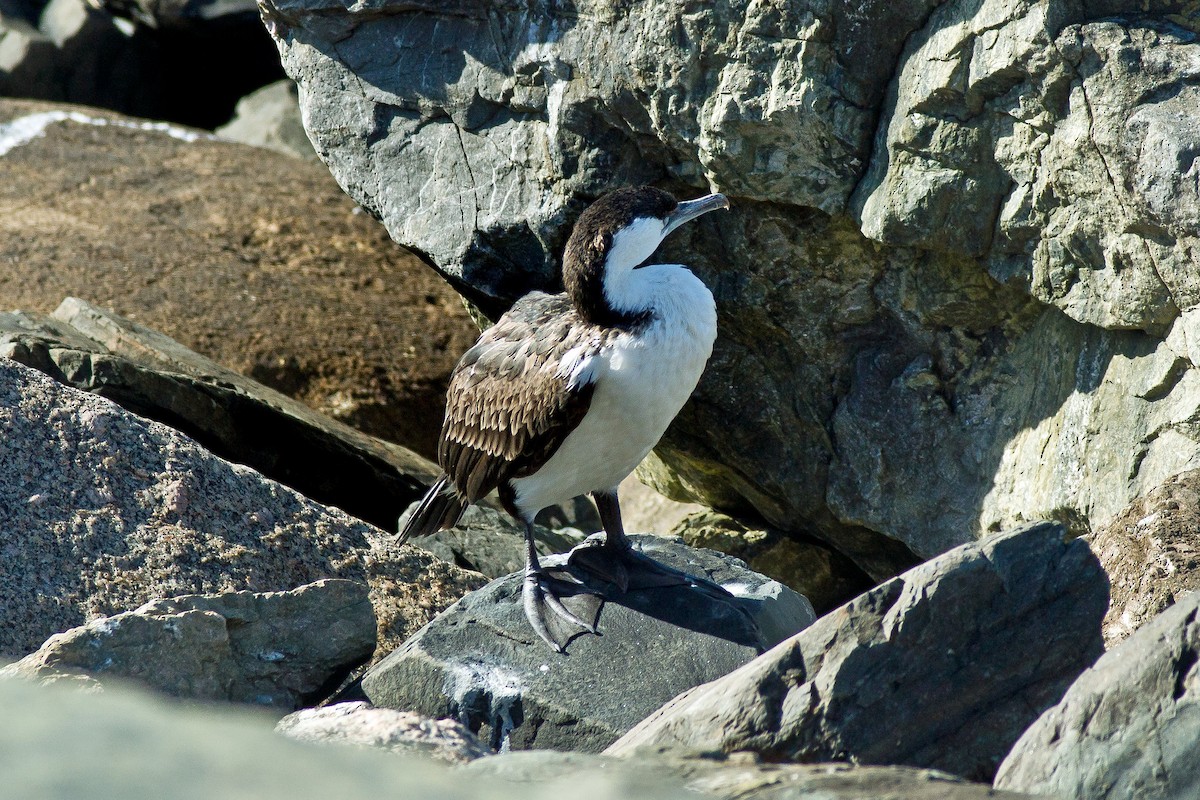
[[2, 580, 374, 709], [361, 535, 815, 753], [0, 357, 483, 661], [995, 588, 1200, 799], [277, 701, 491, 763], [607, 523, 1107, 782], [260, 0, 1200, 573], [0, 677, 702, 800]]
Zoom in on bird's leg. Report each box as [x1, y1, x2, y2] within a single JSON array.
[[522, 519, 598, 652]]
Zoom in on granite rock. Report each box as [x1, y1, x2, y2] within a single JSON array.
[[0, 298, 440, 532], [0, 97, 478, 462], [996, 588, 1200, 799], [361, 535, 815, 753], [608, 523, 1108, 782], [2, 580, 374, 709], [0, 357, 483, 661]]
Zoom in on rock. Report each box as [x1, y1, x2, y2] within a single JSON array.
[[0, 298, 442, 532], [1088, 468, 1200, 648], [607, 522, 1107, 782], [856, 13, 1200, 335], [277, 701, 491, 763], [361, 535, 815, 753], [260, 0, 1200, 584], [619, 474, 706, 535], [461, 750, 1045, 800], [671, 510, 872, 614], [0, 98, 478, 461], [2, 580, 373, 709], [216, 79, 318, 161], [408, 505, 584, 579], [0, 357, 483, 661], [0, 677, 702, 800], [995, 588, 1200, 799]]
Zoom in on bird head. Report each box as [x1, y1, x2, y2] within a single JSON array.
[[563, 186, 729, 325]]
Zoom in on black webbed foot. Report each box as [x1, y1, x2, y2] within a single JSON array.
[[567, 536, 734, 599], [522, 567, 602, 653]]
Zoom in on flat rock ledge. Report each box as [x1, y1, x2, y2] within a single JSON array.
[[607, 522, 1108, 782], [996, 588, 1200, 800], [2, 580, 374, 710], [361, 535, 816, 753]]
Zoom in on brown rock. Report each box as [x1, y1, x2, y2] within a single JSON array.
[[1088, 468, 1200, 648], [0, 97, 477, 459]]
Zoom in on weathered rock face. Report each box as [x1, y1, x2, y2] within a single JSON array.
[[995, 588, 1200, 800], [277, 702, 492, 763], [0, 357, 483, 661], [2, 580, 374, 709], [361, 536, 815, 753], [260, 0, 1200, 572], [607, 523, 1108, 782], [0, 98, 478, 462], [1088, 468, 1200, 648]]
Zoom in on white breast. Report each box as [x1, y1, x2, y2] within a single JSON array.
[[510, 264, 717, 517]]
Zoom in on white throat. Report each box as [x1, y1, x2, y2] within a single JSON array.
[[602, 217, 667, 314]]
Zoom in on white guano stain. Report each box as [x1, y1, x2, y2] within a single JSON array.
[[0, 110, 211, 157]]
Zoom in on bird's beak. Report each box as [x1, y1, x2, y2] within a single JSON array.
[[664, 193, 730, 236]]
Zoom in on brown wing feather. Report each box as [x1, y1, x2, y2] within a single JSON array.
[[438, 293, 603, 505]]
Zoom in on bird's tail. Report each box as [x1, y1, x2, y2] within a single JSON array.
[[398, 475, 468, 544]]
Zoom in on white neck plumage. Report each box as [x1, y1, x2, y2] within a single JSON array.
[[601, 217, 670, 316]]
